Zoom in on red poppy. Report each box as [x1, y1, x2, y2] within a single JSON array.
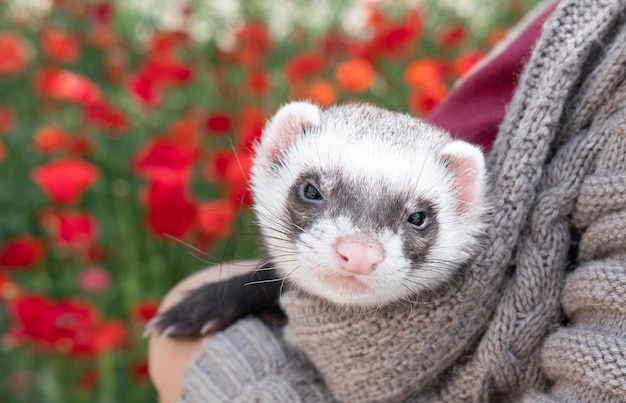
[[8, 294, 126, 356], [145, 176, 197, 238], [237, 106, 266, 151], [41, 28, 81, 63], [130, 300, 159, 325], [83, 101, 129, 133], [35, 68, 104, 105], [248, 68, 271, 95], [0, 33, 31, 76], [285, 52, 325, 83], [129, 57, 193, 107], [234, 21, 270, 64], [67, 135, 95, 156], [437, 24, 468, 49], [149, 30, 188, 58], [0, 105, 15, 134], [205, 112, 233, 134], [169, 115, 200, 143], [409, 81, 448, 116], [404, 58, 447, 89], [134, 138, 199, 180], [32, 159, 100, 204], [308, 80, 337, 106], [197, 199, 237, 240], [40, 210, 100, 254], [85, 320, 126, 355], [33, 126, 70, 154], [0, 236, 45, 270], [351, 7, 423, 60], [453, 50, 486, 77], [335, 59, 376, 93], [92, 1, 114, 25], [129, 74, 161, 107], [131, 361, 150, 382]]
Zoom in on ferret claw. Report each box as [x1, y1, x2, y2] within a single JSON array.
[[200, 320, 220, 336]]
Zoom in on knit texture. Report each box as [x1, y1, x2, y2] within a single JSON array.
[[181, 0, 626, 401], [180, 317, 333, 403]]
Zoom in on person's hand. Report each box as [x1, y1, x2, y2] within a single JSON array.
[[148, 261, 259, 403]]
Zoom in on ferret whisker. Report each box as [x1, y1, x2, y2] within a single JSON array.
[[244, 277, 290, 286]]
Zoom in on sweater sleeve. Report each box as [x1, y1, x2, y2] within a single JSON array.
[[526, 86, 626, 402], [179, 317, 333, 403]]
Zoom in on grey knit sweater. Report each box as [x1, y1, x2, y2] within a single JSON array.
[[181, 0, 626, 401]]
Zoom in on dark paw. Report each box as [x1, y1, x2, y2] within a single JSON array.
[[145, 267, 283, 340]]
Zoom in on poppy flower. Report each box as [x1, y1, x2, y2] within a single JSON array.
[[0, 33, 31, 76], [8, 295, 95, 351], [35, 68, 104, 105], [83, 101, 129, 133], [308, 80, 337, 106], [335, 58, 376, 93], [0, 236, 45, 270], [285, 52, 325, 83], [437, 24, 468, 49], [134, 138, 199, 180], [0, 105, 15, 134], [149, 30, 188, 58], [237, 106, 266, 151], [205, 112, 232, 135], [404, 58, 447, 89], [0, 140, 6, 162], [129, 58, 193, 107], [197, 199, 237, 240], [234, 21, 271, 64], [131, 361, 150, 382], [145, 176, 197, 238], [8, 294, 126, 356], [352, 8, 423, 60], [40, 211, 99, 253], [453, 50, 486, 77], [32, 159, 100, 204], [409, 81, 448, 116], [130, 300, 159, 325], [41, 28, 81, 63], [248, 68, 271, 95], [33, 126, 70, 154], [84, 320, 126, 355]]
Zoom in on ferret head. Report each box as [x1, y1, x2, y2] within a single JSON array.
[[250, 101, 486, 307]]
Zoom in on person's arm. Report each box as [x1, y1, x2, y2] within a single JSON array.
[[148, 261, 258, 403]]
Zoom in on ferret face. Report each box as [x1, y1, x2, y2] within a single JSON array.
[[251, 102, 486, 307]]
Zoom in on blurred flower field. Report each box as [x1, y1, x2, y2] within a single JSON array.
[[0, 0, 539, 401]]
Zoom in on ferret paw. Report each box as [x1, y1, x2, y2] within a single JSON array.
[[143, 286, 239, 339], [143, 269, 282, 340]]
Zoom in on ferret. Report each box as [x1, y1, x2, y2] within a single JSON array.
[[148, 101, 486, 339]]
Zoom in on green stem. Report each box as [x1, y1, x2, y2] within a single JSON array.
[[97, 352, 115, 403]]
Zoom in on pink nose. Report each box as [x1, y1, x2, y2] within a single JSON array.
[[336, 238, 384, 275]]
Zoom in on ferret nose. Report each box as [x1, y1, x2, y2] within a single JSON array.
[[336, 238, 384, 275]]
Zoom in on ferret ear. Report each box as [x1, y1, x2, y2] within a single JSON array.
[[260, 101, 321, 165], [441, 140, 485, 213]]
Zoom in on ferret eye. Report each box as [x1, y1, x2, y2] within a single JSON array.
[[408, 212, 428, 229], [302, 183, 323, 201]]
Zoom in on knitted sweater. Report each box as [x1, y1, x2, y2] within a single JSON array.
[[181, 0, 626, 401]]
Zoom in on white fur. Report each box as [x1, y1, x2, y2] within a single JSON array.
[[251, 102, 486, 307]]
